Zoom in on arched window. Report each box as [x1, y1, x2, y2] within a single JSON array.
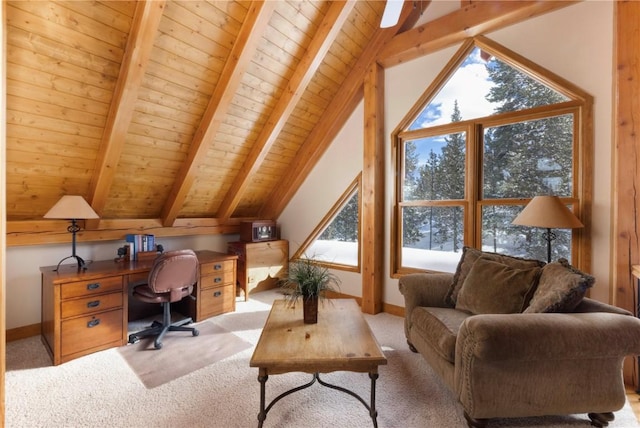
[[392, 36, 593, 275]]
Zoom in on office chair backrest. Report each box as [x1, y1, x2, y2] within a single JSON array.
[[147, 249, 198, 301]]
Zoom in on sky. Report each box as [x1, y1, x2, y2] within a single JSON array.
[[414, 48, 498, 128], [409, 48, 501, 165]]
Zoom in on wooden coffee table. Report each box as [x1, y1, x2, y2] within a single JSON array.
[[250, 298, 388, 427]]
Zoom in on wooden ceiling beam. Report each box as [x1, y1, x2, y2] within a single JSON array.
[[216, 0, 356, 221], [6, 218, 244, 247], [260, 2, 418, 220], [86, 0, 165, 229], [160, 1, 276, 227], [378, 0, 578, 68]]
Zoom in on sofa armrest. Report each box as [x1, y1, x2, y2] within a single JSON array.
[[457, 312, 640, 362], [455, 312, 640, 419], [573, 297, 632, 315], [399, 272, 454, 311], [399, 273, 454, 341]]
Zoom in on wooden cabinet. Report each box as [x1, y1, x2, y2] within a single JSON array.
[[41, 250, 237, 365], [228, 240, 288, 300]]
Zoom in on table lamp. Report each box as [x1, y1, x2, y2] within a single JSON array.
[[511, 195, 584, 263], [44, 195, 99, 271]]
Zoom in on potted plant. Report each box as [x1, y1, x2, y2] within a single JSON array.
[[281, 257, 341, 324]]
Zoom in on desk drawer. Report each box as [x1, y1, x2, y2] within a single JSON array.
[[200, 260, 234, 277], [61, 276, 123, 299], [200, 284, 235, 319], [200, 270, 235, 289], [61, 309, 123, 357], [61, 292, 123, 319]]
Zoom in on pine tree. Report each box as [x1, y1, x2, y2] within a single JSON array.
[[319, 193, 358, 242], [431, 101, 465, 252], [416, 149, 440, 248], [483, 58, 573, 259], [402, 141, 427, 245]]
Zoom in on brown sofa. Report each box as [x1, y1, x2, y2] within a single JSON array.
[[399, 248, 640, 428]]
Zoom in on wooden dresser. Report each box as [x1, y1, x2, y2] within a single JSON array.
[[41, 250, 237, 365], [228, 240, 288, 300]]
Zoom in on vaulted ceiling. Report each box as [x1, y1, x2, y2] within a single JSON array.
[[4, 1, 574, 246]]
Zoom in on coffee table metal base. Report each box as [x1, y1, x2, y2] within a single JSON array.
[[257, 371, 380, 428]]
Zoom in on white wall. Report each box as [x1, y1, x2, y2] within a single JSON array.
[[5, 234, 236, 329], [279, 1, 614, 306], [278, 101, 365, 298]]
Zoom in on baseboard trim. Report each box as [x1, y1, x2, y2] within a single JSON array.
[[382, 301, 405, 318], [329, 291, 406, 318], [7, 323, 41, 342]]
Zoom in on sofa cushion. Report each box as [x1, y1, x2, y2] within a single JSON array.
[[411, 307, 472, 363], [445, 246, 546, 306], [524, 259, 595, 313], [455, 257, 542, 315]]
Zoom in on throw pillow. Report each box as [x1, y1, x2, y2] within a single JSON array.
[[524, 259, 595, 313], [445, 246, 546, 306], [455, 256, 542, 315]]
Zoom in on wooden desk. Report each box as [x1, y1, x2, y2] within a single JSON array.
[[41, 250, 237, 365]]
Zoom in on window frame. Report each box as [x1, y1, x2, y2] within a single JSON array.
[[391, 36, 593, 277]]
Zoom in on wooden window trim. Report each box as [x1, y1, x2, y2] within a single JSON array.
[[391, 36, 593, 278]]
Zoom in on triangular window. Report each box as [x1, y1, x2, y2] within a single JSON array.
[[292, 174, 361, 271], [409, 47, 569, 130]]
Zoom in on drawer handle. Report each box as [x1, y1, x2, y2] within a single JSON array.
[[213, 264, 222, 271], [87, 318, 101, 328], [87, 300, 101, 308], [214, 277, 222, 283], [213, 291, 222, 298], [87, 283, 101, 290]]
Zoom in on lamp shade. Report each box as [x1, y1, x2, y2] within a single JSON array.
[[512, 195, 583, 229], [44, 195, 99, 220]]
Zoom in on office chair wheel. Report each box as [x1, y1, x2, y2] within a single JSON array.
[[193, 329, 199, 337], [128, 334, 140, 344], [154, 340, 163, 349]]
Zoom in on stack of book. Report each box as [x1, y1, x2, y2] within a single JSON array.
[[125, 234, 156, 260]]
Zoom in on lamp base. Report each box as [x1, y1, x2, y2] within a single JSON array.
[[541, 227, 556, 263], [54, 255, 88, 272]]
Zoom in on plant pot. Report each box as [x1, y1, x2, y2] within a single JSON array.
[[303, 296, 318, 324]]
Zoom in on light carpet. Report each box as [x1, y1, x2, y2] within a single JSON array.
[[5, 290, 639, 428], [118, 321, 252, 388]]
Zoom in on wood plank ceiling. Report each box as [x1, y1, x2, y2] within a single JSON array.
[[4, 1, 575, 246], [5, 0, 414, 244]]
